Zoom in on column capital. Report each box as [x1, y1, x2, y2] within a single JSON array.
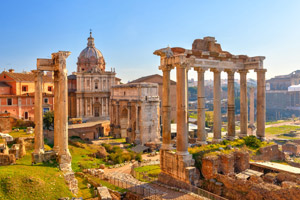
[[174, 62, 190, 69], [159, 64, 174, 71], [254, 68, 267, 73], [224, 69, 237, 74], [194, 67, 208, 73], [238, 69, 249, 74], [210, 68, 223, 73]]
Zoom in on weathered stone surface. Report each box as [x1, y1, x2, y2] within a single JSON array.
[[9, 144, 20, 159], [219, 153, 234, 175], [64, 172, 78, 195], [97, 187, 112, 200], [0, 153, 15, 165], [253, 144, 285, 161], [263, 173, 277, 184], [282, 142, 300, 156], [16, 138, 26, 158], [202, 155, 220, 179], [234, 150, 250, 173]]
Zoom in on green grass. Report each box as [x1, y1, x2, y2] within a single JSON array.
[[69, 143, 106, 172], [134, 165, 161, 182], [85, 174, 127, 193], [9, 130, 32, 138], [265, 125, 300, 135], [0, 151, 73, 200], [100, 137, 126, 144], [265, 120, 290, 125], [75, 175, 94, 199]]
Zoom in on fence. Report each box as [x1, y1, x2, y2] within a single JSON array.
[[98, 173, 163, 200], [189, 185, 228, 200]]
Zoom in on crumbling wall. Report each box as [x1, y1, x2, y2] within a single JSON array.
[[253, 144, 285, 161], [0, 153, 15, 165]]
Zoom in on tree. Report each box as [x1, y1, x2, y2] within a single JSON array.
[[43, 111, 54, 130]]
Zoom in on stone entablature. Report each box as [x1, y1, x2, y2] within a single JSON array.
[[110, 83, 160, 144]]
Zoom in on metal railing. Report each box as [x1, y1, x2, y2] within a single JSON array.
[[98, 173, 163, 200]]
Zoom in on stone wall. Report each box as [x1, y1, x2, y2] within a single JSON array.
[[159, 150, 199, 188], [253, 144, 285, 161], [203, 173, 300, 200], [282, 142, 300, 156], [201, 150, 250, 180], [0, 153, 15, 165]]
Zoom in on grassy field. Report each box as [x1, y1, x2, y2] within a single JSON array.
[[0, 151, 73, 200], [69, 142, 106, 172], [265, 125, 300, 135], [134, 165, 161, 182], [8, 130, 33, 138]]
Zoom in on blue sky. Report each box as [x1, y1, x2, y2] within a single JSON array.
[[1, 0, 300, 82]]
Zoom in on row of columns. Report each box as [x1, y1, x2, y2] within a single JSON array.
[[33, 51, 71, 170], [76, 97, 109, 117], [160, 64, 267, 154]]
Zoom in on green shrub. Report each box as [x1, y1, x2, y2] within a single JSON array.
[[243, 136, 262, 149], [135, 153, 142, 162]]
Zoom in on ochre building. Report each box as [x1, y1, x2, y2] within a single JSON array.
[[0, 69, 54, 121]]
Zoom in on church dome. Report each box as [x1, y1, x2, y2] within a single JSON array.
[[77, 32, 105, 73]]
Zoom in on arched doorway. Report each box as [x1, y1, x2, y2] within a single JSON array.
[[120, 107, 128, 138], [94, 102, 101, 117]]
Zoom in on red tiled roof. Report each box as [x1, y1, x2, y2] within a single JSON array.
[[2, 71, 53, 82]]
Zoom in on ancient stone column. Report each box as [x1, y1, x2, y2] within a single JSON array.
[[176, 63, 189, 155], [194, 67, 207, 144], [135, 104, 141, 144], [238, 69, 248, 138], [127, 102, 132, 141], [249, 87, 255, 126], [160, 64, 174, 150], [33, 70, 44, 157], [211, 68, 222, 143], [53, 51, 72, 171], [255, 69, 267, 140], [225, 69, 236, 140], [53, 70, 60, 153]]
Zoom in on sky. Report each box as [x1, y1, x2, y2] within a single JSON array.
[[1, 0, 300, 83]]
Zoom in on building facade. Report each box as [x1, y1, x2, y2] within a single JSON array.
[[130, 74, 177, 123], [110, 83, 160, 144], [0, 69, 54, 121], [266, 70, 300, 120], [68, 32, 120, 119]]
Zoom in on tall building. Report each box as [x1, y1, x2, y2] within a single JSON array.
[[0, 69, 54, 121], [266, 70, 300, 120], [68, 32, 120, 119]]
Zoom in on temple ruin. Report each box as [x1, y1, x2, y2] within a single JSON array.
[[154, 36, 267, 187], [32, 51, 72, 171]]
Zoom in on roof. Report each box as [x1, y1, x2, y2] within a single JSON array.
[[68, 74, 77, 80], [130, 74, 176, 85], [0, 82, 11, 87], [2, 71, 53, 82]]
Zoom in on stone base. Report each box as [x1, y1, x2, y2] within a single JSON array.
[[160, 150, 198, 186], [212, 138, 223, 143], [257, 136, 266, 141], [59, 152, 72, 172], [239, 134, 247, 138], [32, 151, 56, 164]]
